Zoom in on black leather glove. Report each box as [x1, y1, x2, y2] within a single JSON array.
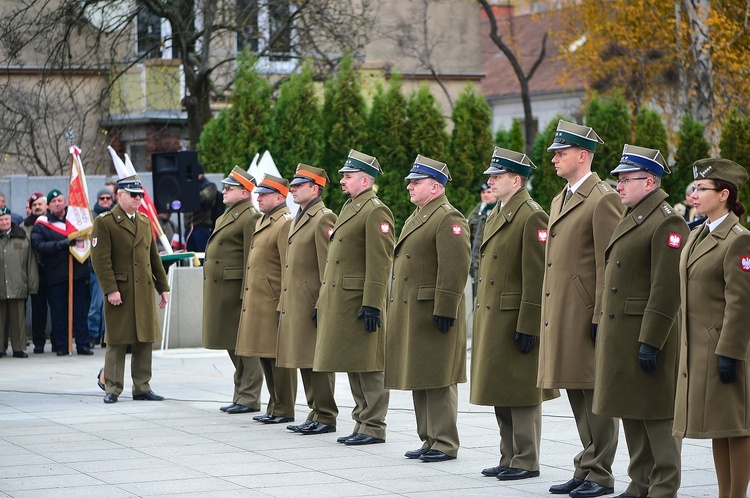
[[276, 311, 281, 327], [311, 308, 317, 327], [56, 239, 71, 250], [356, 306, 381, 333], [514, 332, 536, 354], [718, 355, 737, 384], [637, 343, 658, 373], [434, 315, 455, 333], [590, 323, 598, 343]]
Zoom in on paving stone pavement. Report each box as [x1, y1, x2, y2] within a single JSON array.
[[0, 345, 719, 497]]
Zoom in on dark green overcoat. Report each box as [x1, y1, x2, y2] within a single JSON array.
[[91, 205, 169, 345], [593, 190, 688, 420], [202, 197, 260, 350], [384, 194, 470, 390], [470, 189, 558, 406], [314, 189, 395, 373], [277, 199, 337, 368]]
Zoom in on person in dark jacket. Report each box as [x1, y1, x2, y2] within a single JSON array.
[[23, 192, 49, 353], [185, 165, 217, 252], [30, 189, 92, 356], [88, 189, 113, 347]]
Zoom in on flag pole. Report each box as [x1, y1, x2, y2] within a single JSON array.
[[66, 136, 74, 355]]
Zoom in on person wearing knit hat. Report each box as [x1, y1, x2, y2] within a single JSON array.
[[539, 119, 624, 497], [674, 158, 750, 498], [202, 166, 264, 415], [235, 174, 296, 424], [593, 144, 687, 498]]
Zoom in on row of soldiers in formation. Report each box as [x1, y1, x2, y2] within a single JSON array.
[[94, 118, 748, 498]]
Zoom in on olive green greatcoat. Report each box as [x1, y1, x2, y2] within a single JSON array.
[[91, 205, 169, 345], [537, 174, 624, 389], [202, 197, 261, 350], [674, 213, 750, 439], [0, 225, 38, 299], [384, 194, 470, 390], [470, 189, 558, 406], [277, 199, 337, 368], [593, 190, 688, 420], [314, 189, 395, 373], [235, 205, 292, 358]]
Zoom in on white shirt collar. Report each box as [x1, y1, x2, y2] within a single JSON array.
[[707, 213, 729, 232], [568, 172, 592, 194]]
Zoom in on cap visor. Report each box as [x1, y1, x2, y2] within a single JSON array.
[[289, 177, 313, 186], [483, 166, 508, 175], [221, 178, 241, 185], [254, 186, 277, 194], [404, 172, 431, 181], [609, 164, 642, 176], [338, 165, 361, 174], [546, 142, 572, 152]]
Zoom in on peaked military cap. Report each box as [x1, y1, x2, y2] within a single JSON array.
[[405, 155, 452, 185], [484, 146, 537, 177], [693, 158, 749, 190], [290, 164, 329, 187], [255, 174, 290, 196], [339, 149, 382, 178], [117, 175, 145, 194], [611, 144, 670, 178], [547, 119, 604, 153], [222, 166, 256, 191]]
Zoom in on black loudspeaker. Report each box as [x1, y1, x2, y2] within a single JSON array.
[[151, 151, 202, 213]]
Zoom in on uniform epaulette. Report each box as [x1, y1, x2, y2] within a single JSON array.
[[659, 203, 674, 217], [98, 211, 112, 218], [441, 203, 454, 212], [527, 200, 541, 211], [372, 198, 382, 206], [322, 208, 332, 214], [733, 224, 746, 233], [597, 182, 614, 193], [282, 212, 293, 220]]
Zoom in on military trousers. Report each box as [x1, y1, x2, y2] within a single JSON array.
[[348, 371, 389, 439], [622, 418, 681, 498], [567, 388, 618, 487], [495, 404, 542, 471], [413, 385, 459, 457], [259, 357, 297, 418], [0, 299, 25, 353], [300, 368, 338, 426], [104, 341, 153, 396], [228, 350, 262, 410]]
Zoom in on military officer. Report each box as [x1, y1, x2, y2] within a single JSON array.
[[593, 145, 688, 498], [674, 159, 750, 498], [202, 166, 263, 415], [314, 149, 395, 446], [277, 165, 338, 435], [537, 120, 624, 498], [384, 155, 470, 462], [91, 176, 170, 404], [236, 175, 296, 424], [471, 147, 558, 479]]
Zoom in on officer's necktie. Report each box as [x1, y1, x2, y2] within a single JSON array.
[[561, 188, 573, 213], [690, 225, 710, 255]]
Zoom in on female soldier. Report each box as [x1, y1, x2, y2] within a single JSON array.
[[674, 158, 750, 498]]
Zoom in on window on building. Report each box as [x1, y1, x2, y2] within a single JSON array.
[[237, 0, 294, 72], [137, 5, 162, 59]]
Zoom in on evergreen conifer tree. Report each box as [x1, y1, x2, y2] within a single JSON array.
[[633, 108, 668, 156], [494, 127, 510, 149], [197, 108, 232, 174], [666, 114, 709, 204], [407, 85, 449, 167], [508, 120, 525, 153], [585, 91, 632, 181], [530, 115, 568, 211], [450, 84, 494, 215], [719, 109, 750, 220], [269, 61, 322, 179]]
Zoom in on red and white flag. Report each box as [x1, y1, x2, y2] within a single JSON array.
[[66, 145, 94, 263]]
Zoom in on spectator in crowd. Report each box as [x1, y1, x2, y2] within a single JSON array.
[[674, 158, 750, 498], [0, 191, 23, 225], [0, 207, 38, 358], [385, 155, 470, 462], [185, 165, 217, 252], [467, 181, 496, 297], [88, 189, 114, 348], [23, 193, 49, 353], [30, 189, 92, 356]]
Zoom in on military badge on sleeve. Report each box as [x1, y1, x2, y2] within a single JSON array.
[[451, 224, 462, 236], [380, 222, 390, 234], [327, 227, 334, 239], [538, 229, 548, 242], [667, 233, 682, 248], [741, 255, 750, 272], [92, 237, 97, 247]]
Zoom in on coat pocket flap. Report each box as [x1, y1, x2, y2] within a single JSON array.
[[342, 276, 364, 290], [499, 292, 522, 310], [417, 286, 435, 301], [223, 267, 243, 280], [114, 272, 128, 282], [624, 299, 647, 315]]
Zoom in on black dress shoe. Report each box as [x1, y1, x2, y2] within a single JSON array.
[[12, 351, 28, 358], [481, 465, 509, 476], [33, 347, 44, 354], [56, 350, 68, 356], [96, 368, 105, 391], [103, 393, 118, 404], [569, 481, 615, 498], [226, 404, 260, 414], [344, 433, 385, 445], [288, 419, 314, 432], [496, 468, 540, 481], [550, 477, 585, 494], [336, 432, 357, 443], [299, 421, 336, 435], [405, 448, 430, 459], [133, 390, 164, 401], [260, 415, 294, 424], [253, 413, 271, 421], [77, 348, 94, 356], [220, 403, 237, 412], [418, 449, 456, 462]]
